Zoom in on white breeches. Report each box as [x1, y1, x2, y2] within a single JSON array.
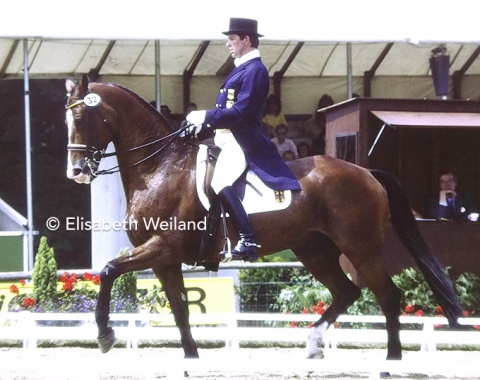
[[211, 130, 248, 194]]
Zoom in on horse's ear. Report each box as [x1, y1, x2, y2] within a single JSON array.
[[65, 78, 76, 93], [80, 74, 89, 93]]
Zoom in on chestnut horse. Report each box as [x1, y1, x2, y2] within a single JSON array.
[[65, 75, 462, 361]]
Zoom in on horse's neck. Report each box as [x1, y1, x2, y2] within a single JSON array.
[[110, 95, 175, 170], [115, 131, 196, 202]]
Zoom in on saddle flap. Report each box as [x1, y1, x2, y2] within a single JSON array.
[[196, 144, 292, 214], [203, 144, 222, 201]]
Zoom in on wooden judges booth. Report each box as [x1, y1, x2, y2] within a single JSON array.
[[323, 98, 480, 278]]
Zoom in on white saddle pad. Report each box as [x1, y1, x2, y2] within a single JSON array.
[[196, 144, 292, 214]]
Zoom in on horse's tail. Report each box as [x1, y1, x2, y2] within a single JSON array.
[[370, 169, 463, 326]]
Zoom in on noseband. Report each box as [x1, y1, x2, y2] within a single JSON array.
[[66, 92, 188, 179]]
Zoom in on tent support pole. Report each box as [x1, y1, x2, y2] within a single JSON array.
[[347, 42, 353, 99], [23, 39, 34, 270], [154, 40, 161, 111]]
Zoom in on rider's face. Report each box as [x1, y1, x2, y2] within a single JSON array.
[[226, 34, 249, 59]]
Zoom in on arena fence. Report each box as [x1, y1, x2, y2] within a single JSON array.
[[2, 264, 479, 379], [1, 311, 478, 352]]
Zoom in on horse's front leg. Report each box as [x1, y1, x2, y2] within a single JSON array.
[[95, 236, 168, 353], [153, 264, 199, 358], [96, 261, 119, 353]]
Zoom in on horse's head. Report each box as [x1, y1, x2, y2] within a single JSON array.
[[65, 75, 116, 184]]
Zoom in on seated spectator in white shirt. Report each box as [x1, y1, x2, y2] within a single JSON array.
[[271, 124, 298, 158]]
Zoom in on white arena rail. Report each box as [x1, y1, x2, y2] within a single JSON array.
[[0, 311, 478, 351]]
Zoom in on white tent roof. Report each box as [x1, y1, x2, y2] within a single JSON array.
[[1, 39, 480, 78], [1, 0, 480, 78]]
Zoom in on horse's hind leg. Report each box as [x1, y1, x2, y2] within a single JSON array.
[[293, 233, 362, 359], [153, 264, 199, 358], [353, 256, 402, 360]]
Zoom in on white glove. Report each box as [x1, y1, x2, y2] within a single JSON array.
[[186, 110, 206, 132]]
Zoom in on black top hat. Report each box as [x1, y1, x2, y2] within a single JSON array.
[[223, 18, 263, 37]]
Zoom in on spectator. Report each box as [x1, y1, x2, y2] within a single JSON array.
[[262, 94, 288, 138], [296, 94, 334, 155], [271, 124, 298, 158], [427, 169, 479, 221], [185, 102, 198, 115], [297, 141, 312, 158], [282, 150, 295, 162]]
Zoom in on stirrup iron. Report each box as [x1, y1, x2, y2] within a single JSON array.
[[221, 237, 232, 263]]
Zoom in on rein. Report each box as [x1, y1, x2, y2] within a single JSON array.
[[86, 128, 188, 177], [66, 93, 191, 178]]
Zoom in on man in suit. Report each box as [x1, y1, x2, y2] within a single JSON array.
[[186, 18, 301, 261], [428, 169, 479, 221]]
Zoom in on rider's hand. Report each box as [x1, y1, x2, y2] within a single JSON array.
[[181, 123, 202, 137], [186, 110, 206, 130]]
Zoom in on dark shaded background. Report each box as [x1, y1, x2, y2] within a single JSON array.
[[0, 79, 91, 268]]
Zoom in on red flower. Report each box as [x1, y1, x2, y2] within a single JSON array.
[[83, 272, 93, 281], [67, 276, 77, 284], [317, 307, 326, 315], [474, 325, 480, 330], [92, 275, 100, 285], [59, 272, 69, 282], [23, 297, 35, 308], [19, 279, 26, 286], [301, 307, 309, 314], [463, 310, 470, 317], [63, 282, 74, 291], [307, 323, 314, 328], [435, 305, 443, 314], [414, 309, 424, 316], [290, 321, 298, 328], [9, 284, 19, 294], [317, 301, 325, 308], [405, 304, 415, 313]]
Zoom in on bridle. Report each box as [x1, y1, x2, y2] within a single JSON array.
[[66, 92, 190, 179]]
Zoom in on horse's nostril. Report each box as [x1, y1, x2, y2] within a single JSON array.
[[72, 168, 83, 177]]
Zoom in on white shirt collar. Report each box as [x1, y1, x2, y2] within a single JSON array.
[[234, 49, 261, 67]]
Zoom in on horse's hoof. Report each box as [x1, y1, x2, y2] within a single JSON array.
[[306, 349, 324, 359], [98, 329, 117, 353]]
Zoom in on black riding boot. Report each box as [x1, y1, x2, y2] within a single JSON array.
[[218, 186, 259, 262]]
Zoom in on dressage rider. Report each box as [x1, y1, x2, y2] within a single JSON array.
[[186, 18, 301, 261]]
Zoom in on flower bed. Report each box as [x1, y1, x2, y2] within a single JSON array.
[[237, 258, 480, 330]]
